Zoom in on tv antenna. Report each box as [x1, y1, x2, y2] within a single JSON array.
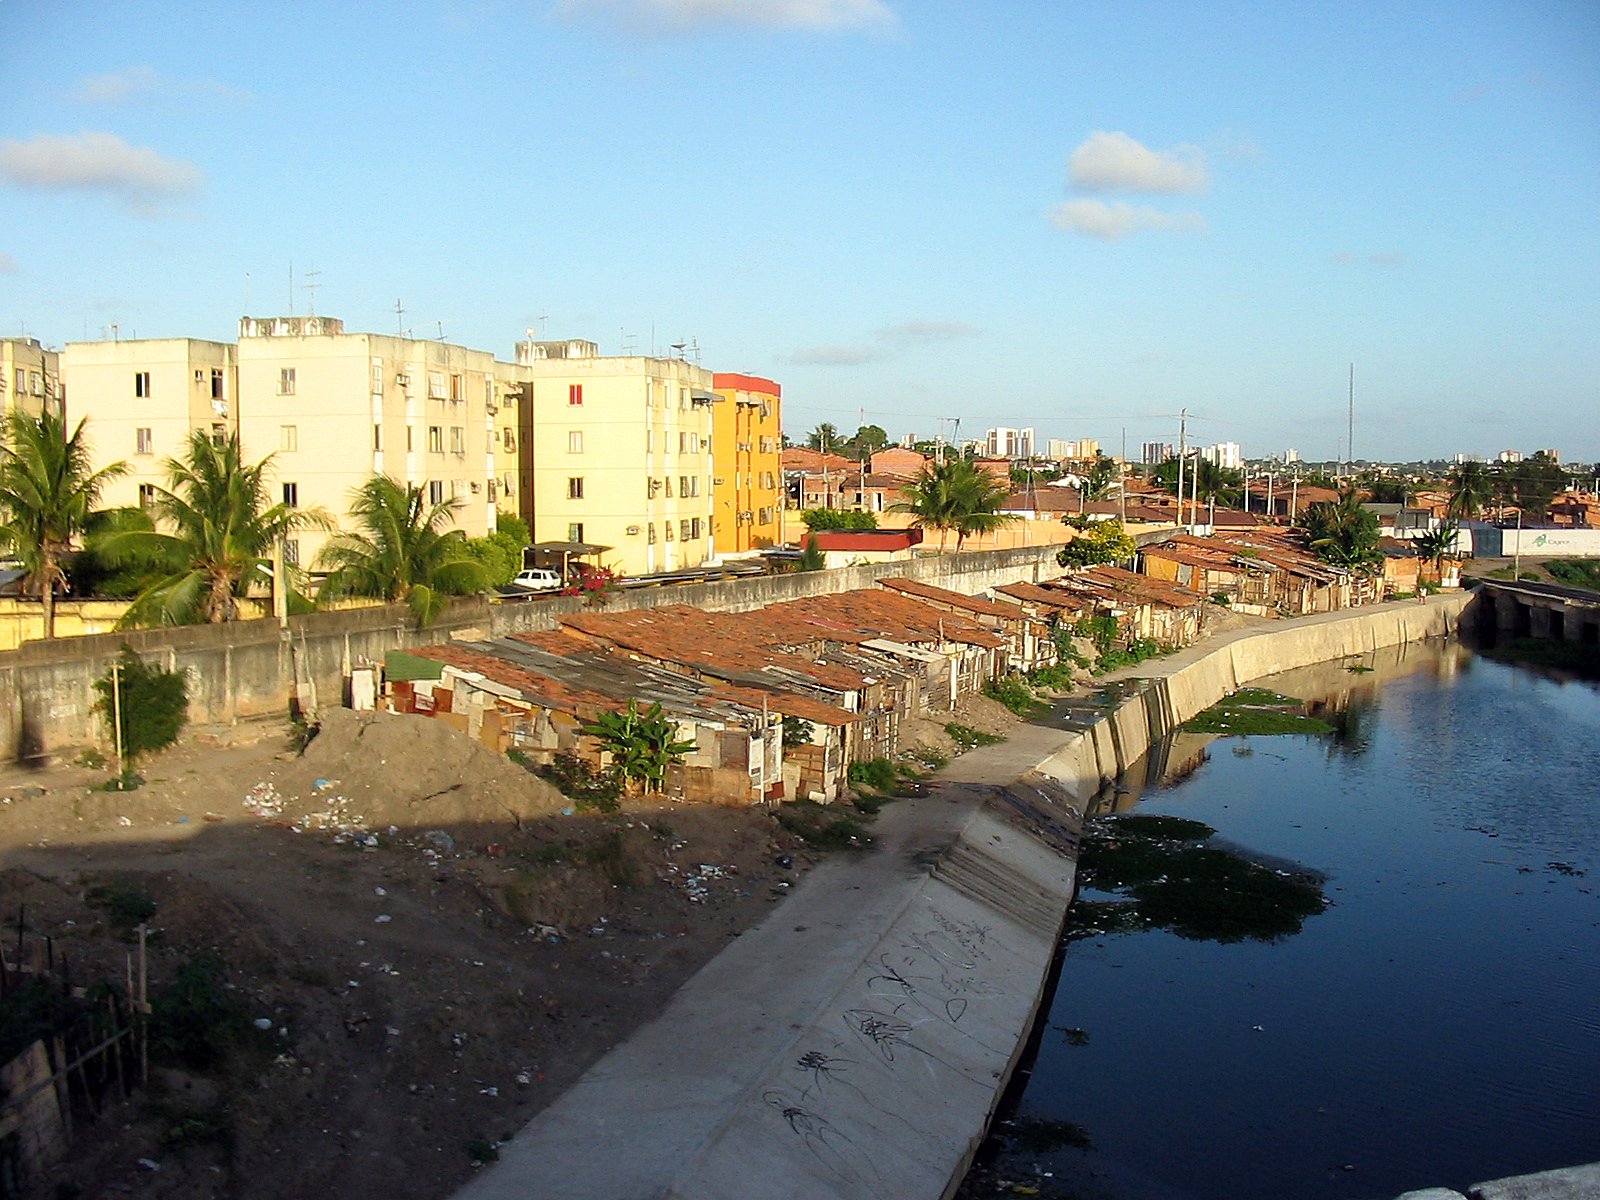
[[393, 299, 405, 336], [303, 267, 321, 316]]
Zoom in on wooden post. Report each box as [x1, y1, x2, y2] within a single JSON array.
[[108, 993, 126, 1100], [137, 926, 148, 1084], [111, 659, 125, 786]]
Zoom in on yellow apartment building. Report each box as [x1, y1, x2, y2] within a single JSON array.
[[508, 339, 715, 576], [235, 316, 497, 567], [1, 338, 62, 422], [492, 363, 533, 529], [710, 372, 784, 554], [61, 336, 237, 510]]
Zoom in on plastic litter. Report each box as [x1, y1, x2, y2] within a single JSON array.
[[252, 1018, 273, 1031]]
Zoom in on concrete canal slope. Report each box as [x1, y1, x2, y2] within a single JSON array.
[[1399, 1160, 1600, 1199], [455, 595, 1472, 1200]]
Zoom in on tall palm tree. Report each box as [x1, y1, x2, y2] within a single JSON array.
[[1446, 461, 1493, 520], [0, 410, 129, 639], [1413, 520, 1460, 582], [891, 457, 1016, 550], [98, 431, 327, 626], [1300, 489, 1383, 571], [315, 476, 488, 625]]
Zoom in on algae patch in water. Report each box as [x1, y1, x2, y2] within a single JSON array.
[[1069, 813, 1327, 943], [1180, 688, 1334, 736]]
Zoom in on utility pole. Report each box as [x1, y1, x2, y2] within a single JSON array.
[[1119, 427, 1127, 526], [1347, 362, 1355, 485], [1176, 408, 1188, 528]]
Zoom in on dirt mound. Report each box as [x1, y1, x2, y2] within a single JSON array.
[[263, 709, 567, 831]]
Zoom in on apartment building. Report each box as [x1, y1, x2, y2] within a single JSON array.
[[63, 318, 498, 569], [509, 339, 715, 576], [61, 337, 237, 510], [0, 338, 62, 423], [985, 426, 1034, 459], [235, 316, 497, 566], [492, 366, 533, 528], [711, 372, 783, 555]]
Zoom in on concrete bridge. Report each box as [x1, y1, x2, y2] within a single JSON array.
[[1471, 579, 1600, 645]]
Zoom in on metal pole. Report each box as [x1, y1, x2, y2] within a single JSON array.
[[111, 660, 124, 786]]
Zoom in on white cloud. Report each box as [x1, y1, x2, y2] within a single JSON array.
[[1050, 199, 1205, 239], [557, 0, 897, 34], [0, 252, 16, 274], [794, 318, 978, 365], [1068, 131, 1208, 195], [0, 132, 204, 213], [71, 66, 249, 105]]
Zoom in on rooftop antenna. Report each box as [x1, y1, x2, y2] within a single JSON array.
[[688, 336, 701, 365], [394, 299, 405, 336], [1346, 362, 1355, 484], [303, 267, 321, 317], [437, 320, 447, 342], [671, 340, 687, 359]]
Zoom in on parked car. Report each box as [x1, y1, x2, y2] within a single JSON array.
[[509, 568, 563, 592]]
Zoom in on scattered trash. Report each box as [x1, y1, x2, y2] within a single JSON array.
[[136, 1157, 161, 1171], [374, 914, 392, 924], [117, 816, 133, 827], [480, 1086, 499, 1097], [252, 1018, 274, 1031], [423, 830, 455, 853], [514, 1072, 531, 1087], [373, 886, 387, 896], [775, 854, 794, 869], [451, 1032, 468, 1048], [313, 778, 332, 790]]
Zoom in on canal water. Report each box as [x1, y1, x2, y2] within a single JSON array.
[[979, 641, 1600, 1200]]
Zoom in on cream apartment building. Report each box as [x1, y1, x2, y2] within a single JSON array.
[[508, 339, 715, 576], [1, 337, 62, 422], [710, 372, 783, 555], [63, 317, 497, 569], [61, 336, 237, 510]]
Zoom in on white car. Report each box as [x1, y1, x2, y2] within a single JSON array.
[[510, 568, 563, 592]]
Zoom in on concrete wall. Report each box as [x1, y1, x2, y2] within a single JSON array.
[[0, 544, 1068, 763]]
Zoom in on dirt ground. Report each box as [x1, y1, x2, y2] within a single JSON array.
[[0, 693, 1028, 1200]]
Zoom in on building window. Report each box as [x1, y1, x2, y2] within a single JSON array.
[[210, 422, 226, 446], [568, 430, 582, 453], [211, 369, 224, 399], [134, 371, 151, 398], [450, 374, 464, 401], [567, 477, 584, 500], [567, 522, 583, 543], [428, 371, 447, 399], [647, 523, 656, 544], [138, 483, 156, 506], [691, 517, 702, 539], [487, 479, 497, 504], [450, 426, 464, 454], [663, 521, 673, 541], [428, 426, 443, 453], [371, 364, 384, 393], [373, 424, 383, 451], [284, 539, 300, 566], [664, 477, 673, 498], [679, 432, 690, 454], [406, 426, 414, 452], [681, 519, 692, 541], [135, 427, 153, 455], [12, 369, 23, 394], [278, 368, 296, 395], [428, 480, 444, 505], [282, 482, 298, 507], [568, 384, 583, 406], [281, 425, 298, 452], [503, 428, 516, 451], [450, 479, 465, 500]]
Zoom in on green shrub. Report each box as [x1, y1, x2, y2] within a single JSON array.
[[945, 722, 1005, 752], [1210, 591, 1231, 606], [847, 757, 899, 792], [93, 647, 188, 763], [781, 715, 815, 746], [775, 801, 872, 850], [150, 954, 255, 1071], [86, 878, 157, 933], [1026, 663, 1077, 692], [800, 507, 877, 531], [530, 753, 622, 813], [984, 675, 1037, 716]]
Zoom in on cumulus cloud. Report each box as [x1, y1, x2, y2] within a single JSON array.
[[1050, 199, 1205, 240], [72, 65, 249, 105], [557, 0, 897, 33], [0, 132, 203, 213], [793, 317, 978, 366], [0, 253, 16, 274], [1068, 131, 1208, 195], [1332, 250, 1406, 267]]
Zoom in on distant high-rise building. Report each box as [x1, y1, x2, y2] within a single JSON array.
[[985, 426, 1034, 458], [1284, 448, 1301, 463], [1047, 438, 1077, 460], [1498, 449, 1524, 464], [1201, 442, 1242, 469], [1142, 441, 1174, 466], [1540, 448, 1560, 463]]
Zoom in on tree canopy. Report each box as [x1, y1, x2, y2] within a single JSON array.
[[1495, 454, 1566, 517], [96, 431, 326, 626], [1055, 518, 1136, 568], [891, 458, 1015, 550], [0, 409, 128, 637], [1446, 461, 1494, 520], [1300, 490, 1383, 572], [315, 476, 488, 626]]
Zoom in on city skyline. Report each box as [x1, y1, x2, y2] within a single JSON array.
[[2, 1, 1597, 462]]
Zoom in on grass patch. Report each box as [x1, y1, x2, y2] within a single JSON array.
[[1070, 814, 1326, 943], [1181, 689, 1333, 736], [983, 675, 1039, 717], [86, 878, 158, 934], [150, 953, 268, 1071], [945, 722, 1005, 753], [775, 801, 872, 850], [847, 757, 899, 792], [1545, 559, 1600, 592], [523, 752, 622, 813]]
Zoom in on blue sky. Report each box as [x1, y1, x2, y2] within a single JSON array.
[[3, 0, 1597, 464]]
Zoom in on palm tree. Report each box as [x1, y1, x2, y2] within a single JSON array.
[[0, 410, 128, 638], [1446, 461, 1493, 521], [891, 457, 1016, 550], [1413, 521, 1460, 582], [315, 476, 488, 625], [1300, 489, 1383, 571], [97, 431, 327, 626]]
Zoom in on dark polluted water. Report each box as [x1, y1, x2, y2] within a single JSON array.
[[961, 641, 1600, 1200]]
